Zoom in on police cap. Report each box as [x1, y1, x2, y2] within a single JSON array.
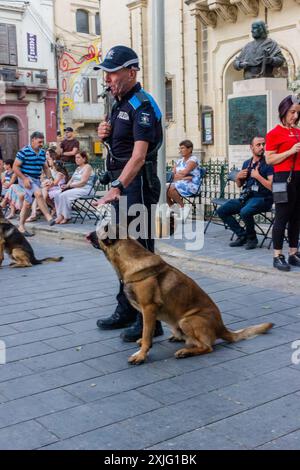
[[94, 45, 140, 72]]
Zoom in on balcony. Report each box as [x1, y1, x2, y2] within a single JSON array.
[[0, 66, 48, 100]]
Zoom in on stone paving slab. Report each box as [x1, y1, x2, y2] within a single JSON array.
[[1, 235, 300, 450]]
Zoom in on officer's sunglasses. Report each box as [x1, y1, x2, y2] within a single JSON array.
[[291, 94, 300, 105]]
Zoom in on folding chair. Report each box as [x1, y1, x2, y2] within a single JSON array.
[[71, 171, 104, 224], [204, 169, 239, 234], [254, 207, 275, 248], [181, 168, 206, 216]]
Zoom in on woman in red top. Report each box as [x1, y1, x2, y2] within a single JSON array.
[[266, 95, 300, 271]]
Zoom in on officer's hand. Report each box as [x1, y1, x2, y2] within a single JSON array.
[[98, 121, 112, 141], [93, 188, 121, 207]]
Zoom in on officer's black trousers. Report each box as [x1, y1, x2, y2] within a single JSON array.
[[113, 173, 161, 317]]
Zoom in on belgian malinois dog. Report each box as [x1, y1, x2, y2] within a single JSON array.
[[0, 208, 63, 268], [87, 221, 273, 365]]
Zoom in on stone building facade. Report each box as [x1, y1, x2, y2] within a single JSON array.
[[0, 0, 57, 160], [100, 0, 300, 161]]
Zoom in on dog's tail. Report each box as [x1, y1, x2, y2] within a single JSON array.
[[33, 256, 64, 265], [220, 322, 273, 343]]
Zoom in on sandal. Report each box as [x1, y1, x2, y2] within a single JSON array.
[[26, 216, 38, 222], [19, 230, 35, 237]]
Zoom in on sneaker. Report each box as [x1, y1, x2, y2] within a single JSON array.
[[120, 314, 164, 342], [273, 254, 291, 272], [288, 252, 300, 267], [245, 238, 258, 250], [229, 236, 247, 247], [96, 311, 136, 330]]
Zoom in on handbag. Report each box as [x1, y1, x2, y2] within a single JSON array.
[[272, 130, 299, 204], [272, 181, 288, 203]]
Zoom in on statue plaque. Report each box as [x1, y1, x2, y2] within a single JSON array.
[[229, 95, 267, 145]]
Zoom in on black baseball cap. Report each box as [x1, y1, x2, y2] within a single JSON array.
[[94, 45, 140, 72], [64, 127, 73, 132]]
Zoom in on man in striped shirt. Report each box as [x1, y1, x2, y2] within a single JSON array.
[[13, 131, 56, 236]]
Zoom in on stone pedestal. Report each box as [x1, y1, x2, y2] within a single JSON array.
[[228, 78, 287, 168]]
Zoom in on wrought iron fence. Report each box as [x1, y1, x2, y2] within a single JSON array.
[[167, 158, 240, 218]]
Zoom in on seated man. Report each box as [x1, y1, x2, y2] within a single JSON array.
[[217, 136, 273, 250]]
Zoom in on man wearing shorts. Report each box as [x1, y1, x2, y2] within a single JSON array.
[[13, 131, 56, 236]]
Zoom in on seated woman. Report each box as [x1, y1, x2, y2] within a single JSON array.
[[167, 140, 202, 218], [47, 161, 69, 207], [54, 151, 94, 224]]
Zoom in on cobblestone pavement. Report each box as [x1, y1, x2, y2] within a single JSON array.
[[0, 233, 300, 450]]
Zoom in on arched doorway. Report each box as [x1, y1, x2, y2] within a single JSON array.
[[0, 117, 19, 161]]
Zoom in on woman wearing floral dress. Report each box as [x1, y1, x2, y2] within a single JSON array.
[[167, 140, 202, 219]]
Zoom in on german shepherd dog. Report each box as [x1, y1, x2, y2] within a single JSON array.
[[0, 208, 63, 268], [87, 221, 273, 365]]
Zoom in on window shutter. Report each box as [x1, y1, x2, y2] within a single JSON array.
[[83, 78, 90, 103], [0, 24, 9, 65], [0, 23, 17, 66], [8, 25, 17, 65], [91, 78, 98, 103]]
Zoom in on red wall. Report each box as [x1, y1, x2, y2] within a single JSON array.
[[45, 88, 58, 143]]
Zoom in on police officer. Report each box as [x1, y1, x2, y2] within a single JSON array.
[[94, 45, 164, 342]]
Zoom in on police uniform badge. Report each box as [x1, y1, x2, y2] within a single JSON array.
[[138, 112, 151, 127]]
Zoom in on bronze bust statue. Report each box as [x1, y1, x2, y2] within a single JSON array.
[[233, 21, 285, 79]]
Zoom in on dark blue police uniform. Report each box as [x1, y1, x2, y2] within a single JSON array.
[[106, 82, 162, 253], [95, 45, 164, 339], [97, 83, 164, 337]]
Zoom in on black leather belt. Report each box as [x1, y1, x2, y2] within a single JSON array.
[[107, 167, 157, 181]]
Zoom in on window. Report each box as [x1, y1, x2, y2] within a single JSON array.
[[90, 78, 98, 103], [95, 13, 101, 35], [165, 78, 173, 121], [83, 78, 98, 104], [76, 10, 89, 34], [201, 24, 208, 94], [0, 23, 17, 66]]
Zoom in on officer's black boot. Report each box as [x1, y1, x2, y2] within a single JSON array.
[[97, 282, 137, 330], [120, 312, 164, 342], [96, 306, 137, 330]]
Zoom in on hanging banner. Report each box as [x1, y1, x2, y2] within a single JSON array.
[[27, 33, 37, 62]]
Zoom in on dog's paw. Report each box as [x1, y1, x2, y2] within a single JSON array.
[[168, 335, 184, 343], [128, 350, 147, 365], [136, 338, 143, 347], [175, 348, 190, 359]]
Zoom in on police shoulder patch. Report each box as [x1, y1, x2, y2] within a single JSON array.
[[138, 111, 152, 127]]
